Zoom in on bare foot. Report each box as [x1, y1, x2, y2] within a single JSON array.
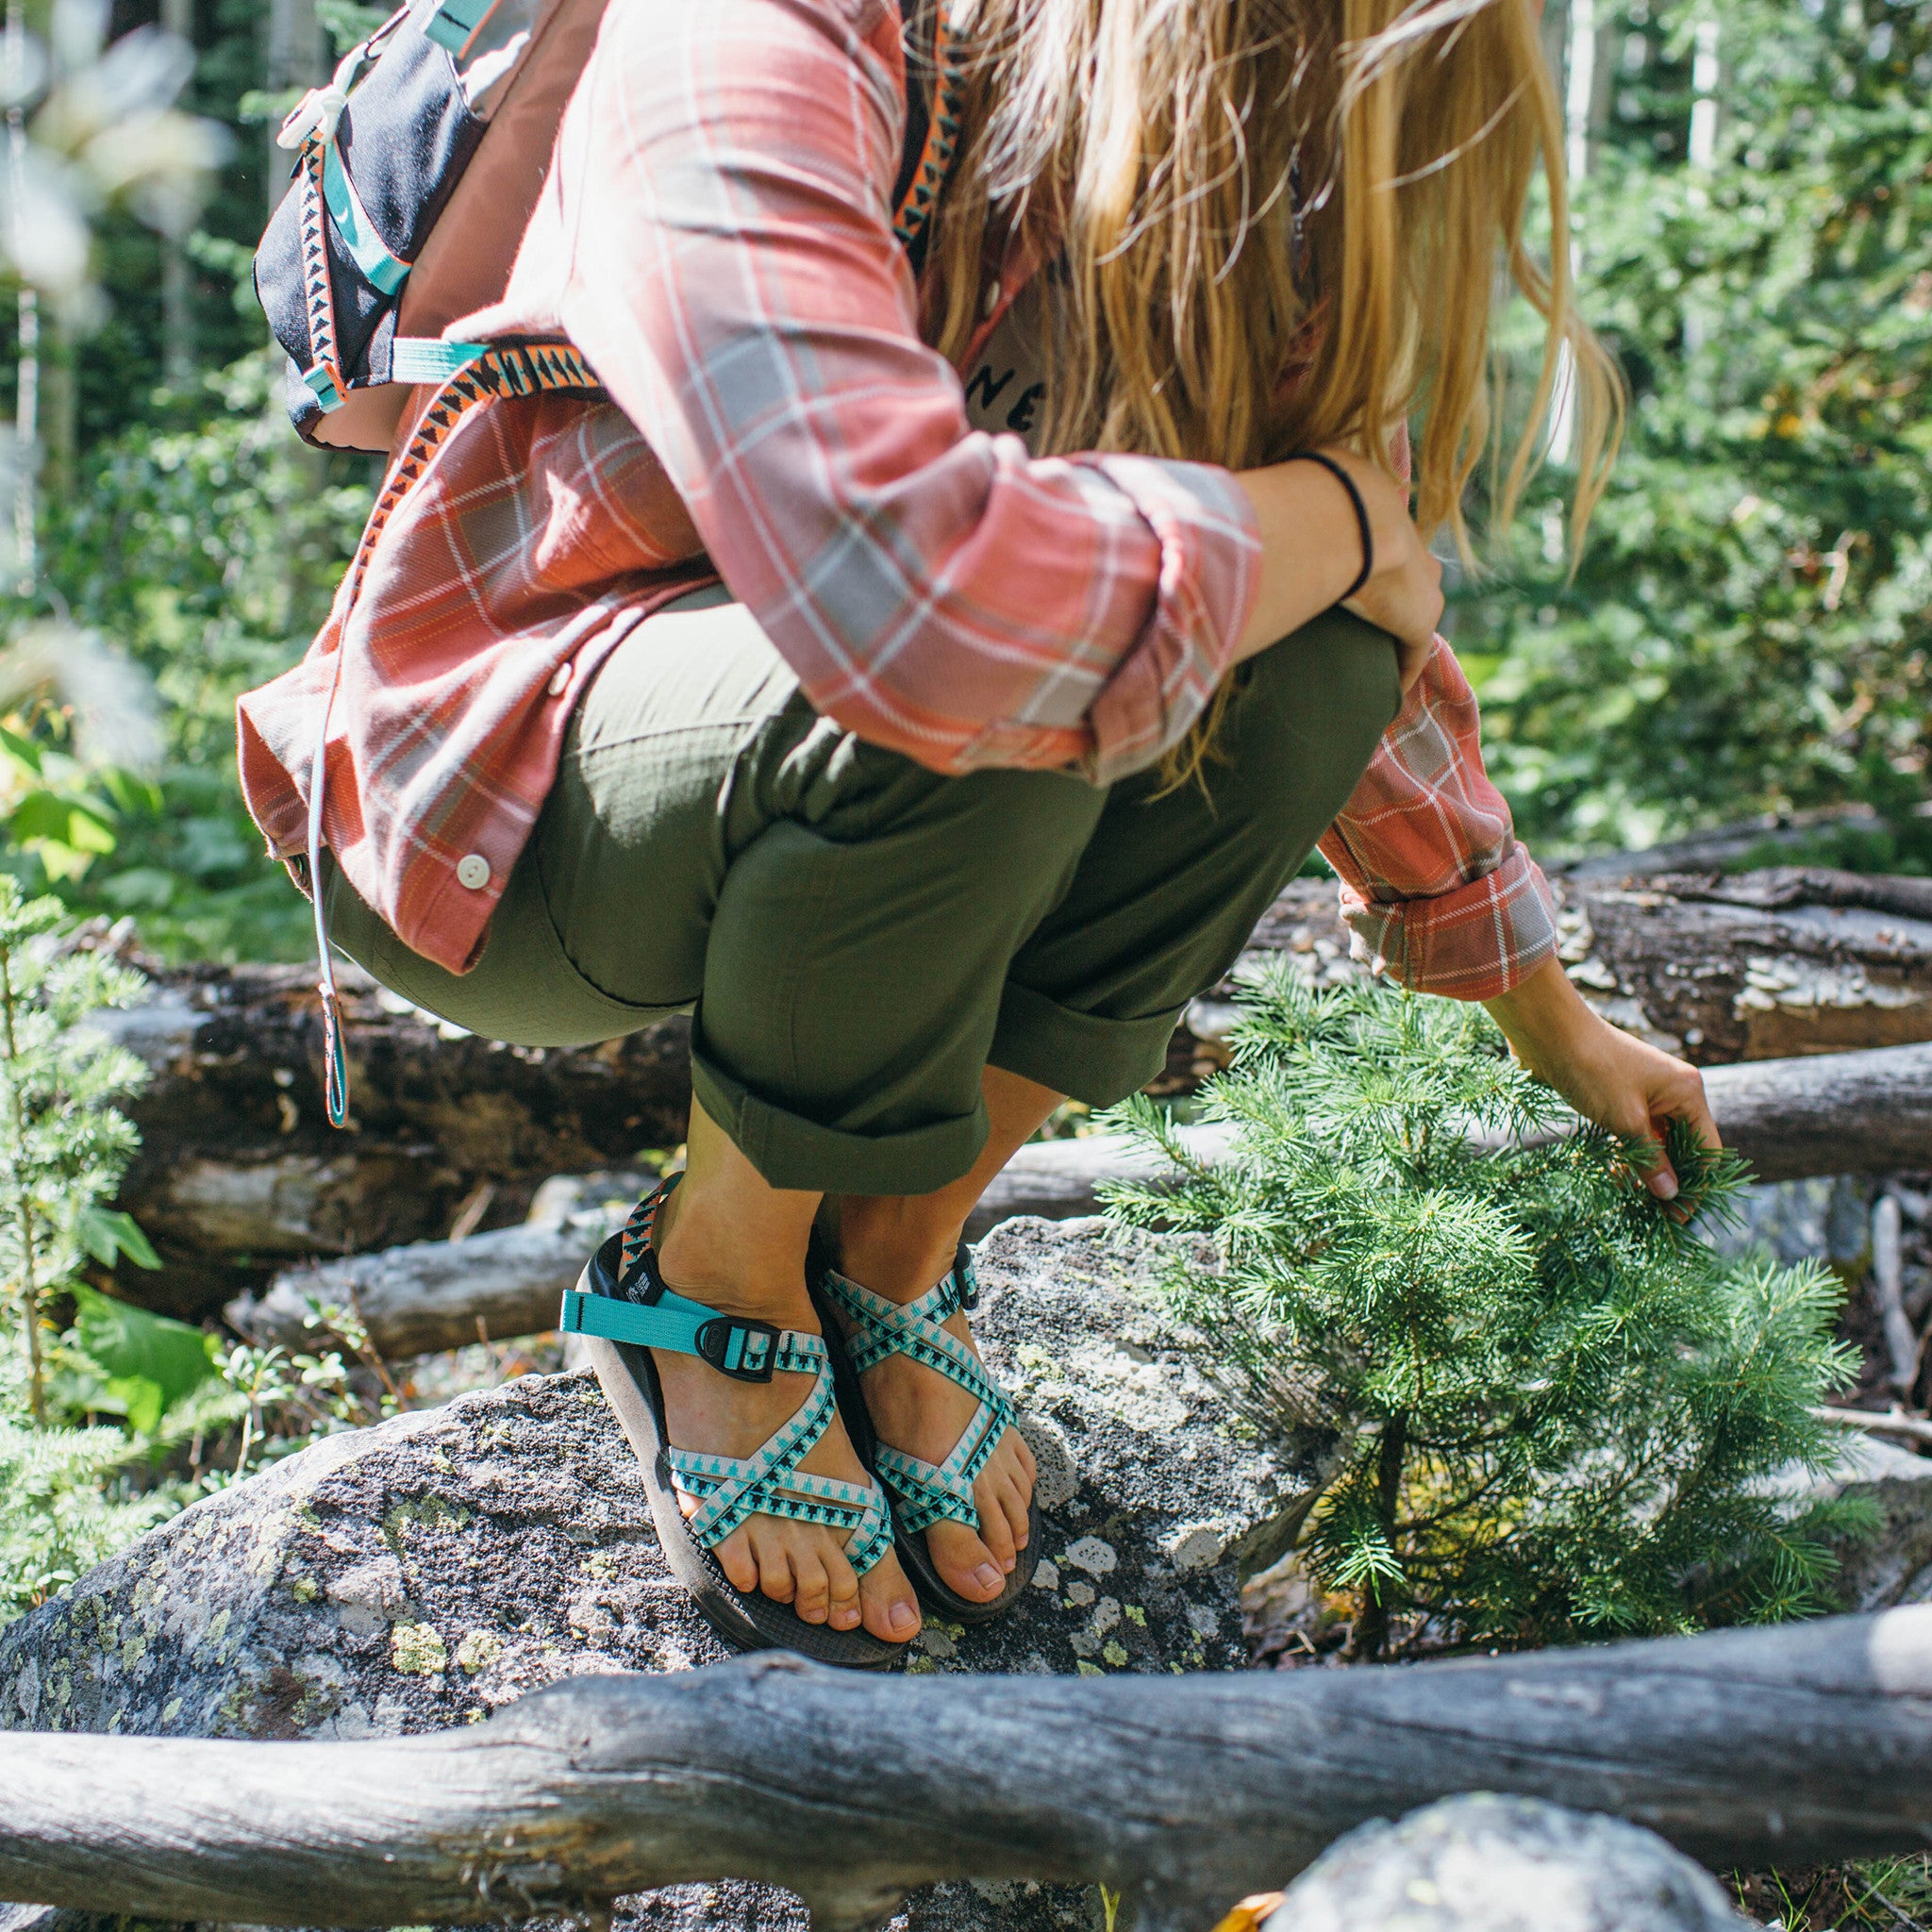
[[824, 1220, 1037, 1606], [653, 1188, 921, 1644]]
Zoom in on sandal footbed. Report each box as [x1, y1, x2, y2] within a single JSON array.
[[580, 1238, 908, 1671]]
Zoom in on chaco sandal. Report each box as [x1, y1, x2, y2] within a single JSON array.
[[560, 1178, 907, 1669], [814, 1242, 1041, 1624]]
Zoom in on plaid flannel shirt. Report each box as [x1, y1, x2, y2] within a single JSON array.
[[236, 0, 1557, 1000]]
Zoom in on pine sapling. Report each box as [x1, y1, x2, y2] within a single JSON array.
[[1106, 969, 1871, 1658]]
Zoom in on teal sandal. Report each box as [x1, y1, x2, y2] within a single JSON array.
[[815, 1243, 1041, 1624], [560, 1177, 906, 1668]]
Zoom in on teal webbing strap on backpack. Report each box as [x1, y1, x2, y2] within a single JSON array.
[[390, 337, 491, 383], [425, 0, 499, 58], [322, 142, 413, 297]]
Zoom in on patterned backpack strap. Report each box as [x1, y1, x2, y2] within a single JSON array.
[[817, 1248, 1016, 1538], [560, 1175, 893, 1577]]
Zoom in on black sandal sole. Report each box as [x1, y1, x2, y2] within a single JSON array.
[[578, 1236, 908, 1671]]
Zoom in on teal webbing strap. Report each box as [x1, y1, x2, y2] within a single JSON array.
[[302, 361, 346, 412], [390, 337, 491, 384], [425, 0, 498, 56], [322, 142, 412, 297], [558, 1286, 782, 1378]]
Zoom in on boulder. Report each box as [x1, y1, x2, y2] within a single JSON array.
[[0, 1218, 1318, 1932], [1265, 1794, 1751, 1932]]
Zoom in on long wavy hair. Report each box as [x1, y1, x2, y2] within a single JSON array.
[[925, 0, 1620, 564]]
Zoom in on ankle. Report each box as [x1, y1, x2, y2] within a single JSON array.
[[655, 1184, 816, 1324], [830, 1197, 966, 1305]]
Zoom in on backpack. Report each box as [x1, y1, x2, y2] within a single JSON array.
[[254, 0, 954, 456]]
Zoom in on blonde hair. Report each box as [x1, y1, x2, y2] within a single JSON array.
[[926, 0, 1621, 560]]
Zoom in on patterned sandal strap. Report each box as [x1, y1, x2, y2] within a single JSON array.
[[560, 1174, 894, 1577], [817, 1250, 1017, 1533]]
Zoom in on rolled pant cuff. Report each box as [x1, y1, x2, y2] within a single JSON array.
[[988, 981, 1184, 1108], [691, 1048, 991, 1195]]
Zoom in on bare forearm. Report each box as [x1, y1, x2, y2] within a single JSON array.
[[1230, 461, 1371, 660], [1232, 448, 1443, 683]]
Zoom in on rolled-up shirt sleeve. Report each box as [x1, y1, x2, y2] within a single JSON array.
[[550, 0, 1259, 783], [1318, 637, 1559, 1001]]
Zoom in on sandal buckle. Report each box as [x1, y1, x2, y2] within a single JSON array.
[[695, 1316, 780, 1382]]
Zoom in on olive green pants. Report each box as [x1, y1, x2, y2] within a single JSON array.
[[326, 589, 1399, 1193]]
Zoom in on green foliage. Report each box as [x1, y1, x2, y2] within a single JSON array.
[[0, 876, 156, 1423], [0, 1399, 175, 1621], [69, 1284, 217, 1436], [1106, 970, 1871, 1658], [11, 351, 373, 958], [1471, 0, 1931, 854]]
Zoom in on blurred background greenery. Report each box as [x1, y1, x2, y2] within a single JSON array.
[[0, 0, 1924, 968]]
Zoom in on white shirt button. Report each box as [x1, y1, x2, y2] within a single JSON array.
[[547, 661, 573, 697], [456, 853, 491, 891]]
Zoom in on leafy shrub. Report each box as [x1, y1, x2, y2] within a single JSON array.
[[1106, 971, 1871, 1659]]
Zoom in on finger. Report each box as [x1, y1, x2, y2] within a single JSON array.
[[1674, 1073, 1721, 1153]]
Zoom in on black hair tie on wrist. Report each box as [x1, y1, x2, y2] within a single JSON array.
[[1286, 449, 1374, 602]]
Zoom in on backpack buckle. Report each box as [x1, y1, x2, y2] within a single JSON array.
[[694, 1317, 780, 1383]]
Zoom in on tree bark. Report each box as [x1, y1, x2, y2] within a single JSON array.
[[0, 1607, 1928, 1928], [103, 864, 1932, 1321]]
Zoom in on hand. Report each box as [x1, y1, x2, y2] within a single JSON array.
[[1484, 956, 1721, 1204], [1312, 446, 1443, 693], [1232, 446, 1443, 688]]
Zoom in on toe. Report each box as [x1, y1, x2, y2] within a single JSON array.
[[751, 1529, 796, 1605], [858, 1548, 922, 1643], [992, 1467, 1030, 1553], [973, 1479, 1018, 1573], [716, 1526, 760, 1596], [791, 1539, 833, 1624], [825, 1545, 863, 1631], [927, 1518, 1007, 1601]]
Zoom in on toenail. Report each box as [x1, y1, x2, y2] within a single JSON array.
[[889, 1602, 919, 1635], [974, 1563, 1003, 1593], [1001, 1555, 1015, 1573]]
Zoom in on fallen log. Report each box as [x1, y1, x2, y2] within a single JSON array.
[[98, 865, 1932, 1321], [1, 1607, 1928, 1928], [233, 1042, 1932, 1356]]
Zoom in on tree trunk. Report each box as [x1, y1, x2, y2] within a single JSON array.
[[0, 1607, 1928, 1928], [103, 864, 1932, 1322], [159, 0, 197, 389], [263, 0, 324, 217]]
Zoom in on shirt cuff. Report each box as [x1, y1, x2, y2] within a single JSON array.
[[1077, 455, 1260, 786], [1338, 846, 1559, 1003]]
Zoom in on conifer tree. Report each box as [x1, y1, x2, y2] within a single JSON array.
[[1107, 970, 1870, 1658]]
